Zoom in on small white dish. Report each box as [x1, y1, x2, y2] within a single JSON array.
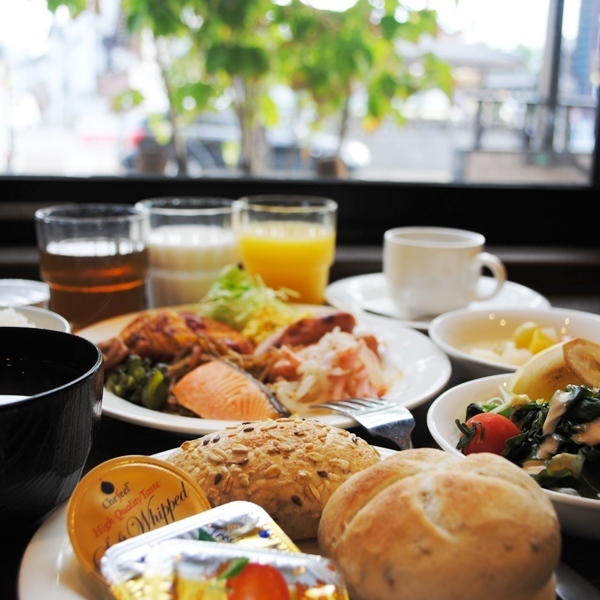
[[0, 306, 70, 333], [427, 373, 600, 540], [325, 273, 551, 331], [0, 279, 50, 309], [77, 308, 451, 435], [19, 446, 395, 600], [429, 307, 600, 380]]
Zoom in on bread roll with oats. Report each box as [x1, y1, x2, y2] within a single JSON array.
[[318, 448, 560, 600], [166, 417, 381, 540]]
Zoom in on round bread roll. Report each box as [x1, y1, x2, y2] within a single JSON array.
[[166, 417, 381, 540], [318, 448, 560, 600]]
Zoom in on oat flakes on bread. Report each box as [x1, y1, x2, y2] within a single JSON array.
[[166, 417, 381, 540], [318, 448, 560, 600]]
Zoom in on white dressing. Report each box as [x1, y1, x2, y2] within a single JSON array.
[[572, 417, 600, 446], [537, 434, 561, 460], [542, 390, 570, 436]]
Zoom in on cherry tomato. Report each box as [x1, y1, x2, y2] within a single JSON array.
[[456, 412, 520, 456], [227, 562, 290, 600]]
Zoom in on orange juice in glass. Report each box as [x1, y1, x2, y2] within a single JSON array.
[[236, 196, 337, 305]]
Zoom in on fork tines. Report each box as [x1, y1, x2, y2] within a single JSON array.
[[317, 397, 396, 412], [312, 397, 415, 451]]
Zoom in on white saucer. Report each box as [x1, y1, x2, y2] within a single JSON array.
[[325, 273, 551, 331]]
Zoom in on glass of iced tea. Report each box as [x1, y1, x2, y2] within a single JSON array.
[[34, 204, 149, 332], [235, 195, 337, 305]]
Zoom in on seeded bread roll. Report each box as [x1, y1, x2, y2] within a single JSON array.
[[166, 417, 381, 540], [318, 448, 560, 600]]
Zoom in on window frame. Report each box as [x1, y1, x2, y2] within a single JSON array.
[[2, 68, 597, 227], [1, 153, 598, 249]]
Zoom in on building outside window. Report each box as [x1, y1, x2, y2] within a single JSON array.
[[0, 0, 597, 185]]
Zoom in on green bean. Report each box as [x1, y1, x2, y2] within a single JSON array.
[[105, 355, 169, 411], [141, 367, 169, 411]]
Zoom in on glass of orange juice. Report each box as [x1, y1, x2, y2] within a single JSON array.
[[235, 195, 337, 305]]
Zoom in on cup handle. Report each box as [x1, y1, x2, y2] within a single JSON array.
[[472, 252, 507, 301]]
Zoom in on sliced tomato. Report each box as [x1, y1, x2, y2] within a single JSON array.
[[456, 412, 520, 456], [227, 562, 290, 600]]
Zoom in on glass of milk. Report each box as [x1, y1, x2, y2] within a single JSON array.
[[135, 197, 240, 307]]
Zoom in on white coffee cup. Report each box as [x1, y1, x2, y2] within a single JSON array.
[[383, 226, 507, 319]]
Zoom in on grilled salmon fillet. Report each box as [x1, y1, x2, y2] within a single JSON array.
[[172, 359, 289, 420]]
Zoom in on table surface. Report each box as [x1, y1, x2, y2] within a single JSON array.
[[5, 290, 600, 600]]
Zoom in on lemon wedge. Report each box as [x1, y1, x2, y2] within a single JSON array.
[[507, 338, 600, 402]]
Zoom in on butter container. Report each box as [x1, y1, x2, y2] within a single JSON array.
[[67, 455, 212, 581], [101, 500, 299, 556], [101, 537, 349, 600]]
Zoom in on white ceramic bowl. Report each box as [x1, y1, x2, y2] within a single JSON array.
[[428, 307, 600, 380], [0, 306, 70, 333], [427, 373, 600, 540]]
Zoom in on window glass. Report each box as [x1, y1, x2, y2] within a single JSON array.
[[0, 0, 595, 184]]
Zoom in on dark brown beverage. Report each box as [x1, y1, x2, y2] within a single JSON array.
[[40, 238, 149, 331]]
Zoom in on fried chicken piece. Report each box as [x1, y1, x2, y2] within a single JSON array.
[[119, 309, 199, 362], [119, 308, 255, 362], [181, 312, 254, 355]]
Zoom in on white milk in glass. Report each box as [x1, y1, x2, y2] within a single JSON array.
[[147, 224, 239, 306]]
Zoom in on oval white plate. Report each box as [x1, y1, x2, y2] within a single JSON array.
[[77, 308, 451, 434], [427, 373, 600, 541], [325, 273, 551, 331], [18, 446, 395, 600]]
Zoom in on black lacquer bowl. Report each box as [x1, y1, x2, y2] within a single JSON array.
[[0, 327, 103, 536]]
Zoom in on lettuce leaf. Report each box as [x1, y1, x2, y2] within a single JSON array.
[[196, 265, 298, 329]]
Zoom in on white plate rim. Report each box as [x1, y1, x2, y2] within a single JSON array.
[[324, 273, 552, 331], [18, 446, 396, 600], [77, 308, 451, 434]]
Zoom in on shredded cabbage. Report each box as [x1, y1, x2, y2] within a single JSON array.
[[196, 265, 300, 336]]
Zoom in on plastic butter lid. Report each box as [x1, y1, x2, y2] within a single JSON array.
[[67, 455, 211, 580], [0, 279, 49, 308]]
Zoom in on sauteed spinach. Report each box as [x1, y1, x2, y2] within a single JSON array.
[[460, 384, 600, 499]]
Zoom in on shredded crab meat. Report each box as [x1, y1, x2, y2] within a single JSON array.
[[270, 327, 394, 414]]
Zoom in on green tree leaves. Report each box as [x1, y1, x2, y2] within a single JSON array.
[[206, 44, 270, 77], [45, 0, 453, 175]]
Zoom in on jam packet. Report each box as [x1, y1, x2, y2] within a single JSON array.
[[101, 536, 348, 600]]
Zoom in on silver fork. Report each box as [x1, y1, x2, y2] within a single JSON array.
[[312, 397, 415, 450]]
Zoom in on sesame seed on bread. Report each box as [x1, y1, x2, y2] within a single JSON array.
[[166, 417, 381, 540]]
